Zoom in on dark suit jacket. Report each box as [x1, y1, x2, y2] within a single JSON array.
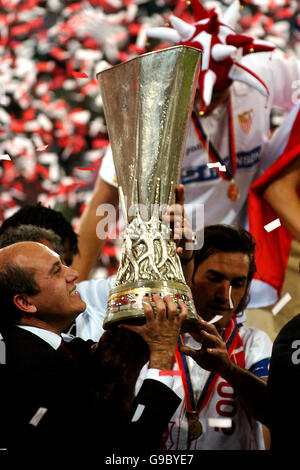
[[267, 313, 300, 450], [0, 326, 180, 458]]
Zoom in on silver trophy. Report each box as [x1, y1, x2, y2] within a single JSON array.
[[97, 45, 201, 330]]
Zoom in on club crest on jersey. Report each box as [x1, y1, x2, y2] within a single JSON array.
[[238, 109, 253, 134]]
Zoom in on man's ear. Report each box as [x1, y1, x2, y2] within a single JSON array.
[[13, 294, 37, 314]]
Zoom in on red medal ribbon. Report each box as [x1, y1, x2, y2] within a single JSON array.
[[191, 96, 237, 182], [175, 319, 244, 415]]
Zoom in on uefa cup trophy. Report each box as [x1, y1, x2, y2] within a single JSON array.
[[97, 45, 201, 330]]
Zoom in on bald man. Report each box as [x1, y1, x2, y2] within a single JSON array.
[[0, 242, 185, 457]]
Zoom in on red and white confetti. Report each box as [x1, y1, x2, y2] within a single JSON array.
[[272, 292, 292, 316], [36, 145, 49, 152], [208, 314, 223, 324], [264, 218, 281, 232], [159, 370, 182, 376], [29, 407, 48, 427], [208, 417, 232, 428]]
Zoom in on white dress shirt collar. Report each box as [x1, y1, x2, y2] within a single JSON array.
[[16, 325, 62, 350]]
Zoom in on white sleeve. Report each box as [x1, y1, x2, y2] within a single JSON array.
[[268, 51, 300, 110], [77, 276, 116, 311], [239, 326, 272, 375], [259, 103, 300, 173], [75, 276, 116, 341], [241, 51, 300, 111], [99, 145, 118, 188]]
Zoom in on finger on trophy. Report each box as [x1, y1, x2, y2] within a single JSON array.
[[173, 219, 184, 241], [152, 293, 168, 322], [163, 208, 184, 242], [164, 295, 188, 322], [165, 204, 184, 219], [163, 295, 177, 319], [174, 184, 185, 206], [177, 300, 188, 323], [141, 296, 155, 321]]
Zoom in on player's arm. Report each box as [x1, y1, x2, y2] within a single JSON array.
[[262, 159, 300, 242], [218, 361, 268, 425], [71, 175, 119, 281]]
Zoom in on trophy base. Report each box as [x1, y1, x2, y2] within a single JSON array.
[[103, 280, 199, 332]]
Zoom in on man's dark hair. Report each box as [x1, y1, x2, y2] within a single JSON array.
[[0, 204, 78, 256], [193, 224, 256, 314], [0, 224, 64, 256], [0, 263, 41, 327]]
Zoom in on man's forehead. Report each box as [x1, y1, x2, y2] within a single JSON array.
[[201, 251, 250, 275], [0, 241, 59, 268]]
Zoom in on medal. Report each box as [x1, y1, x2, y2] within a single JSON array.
[[187, 413, 202, 441], [227, 179, 240, 202], [176, 327, 240, 445], [192, 96, 239, 202]]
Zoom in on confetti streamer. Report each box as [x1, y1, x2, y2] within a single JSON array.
[[72, 71, 88, 79], [29, 407, 48, 426], [207, 162, 221, 168], [159, 370, 182, 376], [208, 315, 223, 324], [229, 285, 234, 309], [74, 167, 93, 171], [36, 145, 49, 152], [208, 418, 232, 428], [131, 404, 145, 422], [207, 162, 226, 171], [264, 218, 281, 232], [272, 292, 292, 316]]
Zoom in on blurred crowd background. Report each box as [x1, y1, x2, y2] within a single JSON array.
[[0, 0, 300, 277]]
